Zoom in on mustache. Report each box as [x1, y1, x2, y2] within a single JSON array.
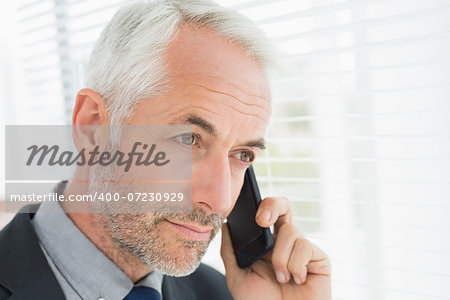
[[153, 207, 224, 232]]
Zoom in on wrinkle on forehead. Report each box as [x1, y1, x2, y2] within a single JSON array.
[[174, 88, 270, 123], [164, 102, 268, 128], [189, 83, 271, 114], [174, 72, 270, 101], [199, 93, 269, 123]]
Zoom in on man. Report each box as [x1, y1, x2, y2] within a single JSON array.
[[0, 0, 331, 299]]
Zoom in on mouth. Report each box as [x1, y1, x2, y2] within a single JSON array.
[[164, 219, 212, 242]]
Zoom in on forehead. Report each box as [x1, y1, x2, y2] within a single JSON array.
[[164, 25, 272, 118]]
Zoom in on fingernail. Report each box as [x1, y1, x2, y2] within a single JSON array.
[[294, 276, 302, 285], [276, 271, 286, 283], [259, 209, 271, 223]]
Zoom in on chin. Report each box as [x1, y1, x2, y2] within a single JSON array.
[[127, 224, 212, 277], [143, 240, 208, 277]]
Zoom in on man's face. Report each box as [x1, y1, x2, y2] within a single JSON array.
[[93, 26, 271, 276]]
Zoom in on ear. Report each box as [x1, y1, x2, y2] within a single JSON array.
[[72, 88, 109, 126], [72, 89, 110, 152]]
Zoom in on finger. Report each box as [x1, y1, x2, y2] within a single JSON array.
[[304, 244, 332, 276], [287, 238, 331, 285], [255, 197, 292, 232], [270, 223, 303, 284], [220, 223, 245, 283]]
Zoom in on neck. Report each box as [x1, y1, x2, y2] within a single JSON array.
[[63, 182, 151, 283]]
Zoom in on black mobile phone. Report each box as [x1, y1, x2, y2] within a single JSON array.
[[226, 166, 274, 268]]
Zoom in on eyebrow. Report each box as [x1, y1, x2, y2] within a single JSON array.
[[185, 115, 217, 137], [169, 113, 266, 150], [242, 137, 266, 150]]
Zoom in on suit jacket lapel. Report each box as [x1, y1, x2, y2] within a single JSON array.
[[0, 209, 66, 300]]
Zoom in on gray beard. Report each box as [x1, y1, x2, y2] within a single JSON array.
[[88, 162, 224, 276]]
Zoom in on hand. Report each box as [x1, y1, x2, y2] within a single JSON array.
[[221, 197, 331, 300]]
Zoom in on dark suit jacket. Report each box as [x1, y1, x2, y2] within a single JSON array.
[[0, 209, 233, 300]]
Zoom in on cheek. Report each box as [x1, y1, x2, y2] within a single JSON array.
[[225, 173, 246, 216]]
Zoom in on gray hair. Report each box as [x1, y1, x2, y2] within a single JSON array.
[[84, 0, 274, 127]]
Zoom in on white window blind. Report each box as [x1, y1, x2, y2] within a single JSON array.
[[6, 0, 450, 299]]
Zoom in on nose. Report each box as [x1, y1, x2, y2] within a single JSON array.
[[192, 151, 232, 214]]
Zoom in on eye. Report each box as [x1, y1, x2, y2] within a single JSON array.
[[234, 151, 255, 163], [175, 133, 197, 145]]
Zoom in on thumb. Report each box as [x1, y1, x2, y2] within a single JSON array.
[[220, 223, 244, 281]]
